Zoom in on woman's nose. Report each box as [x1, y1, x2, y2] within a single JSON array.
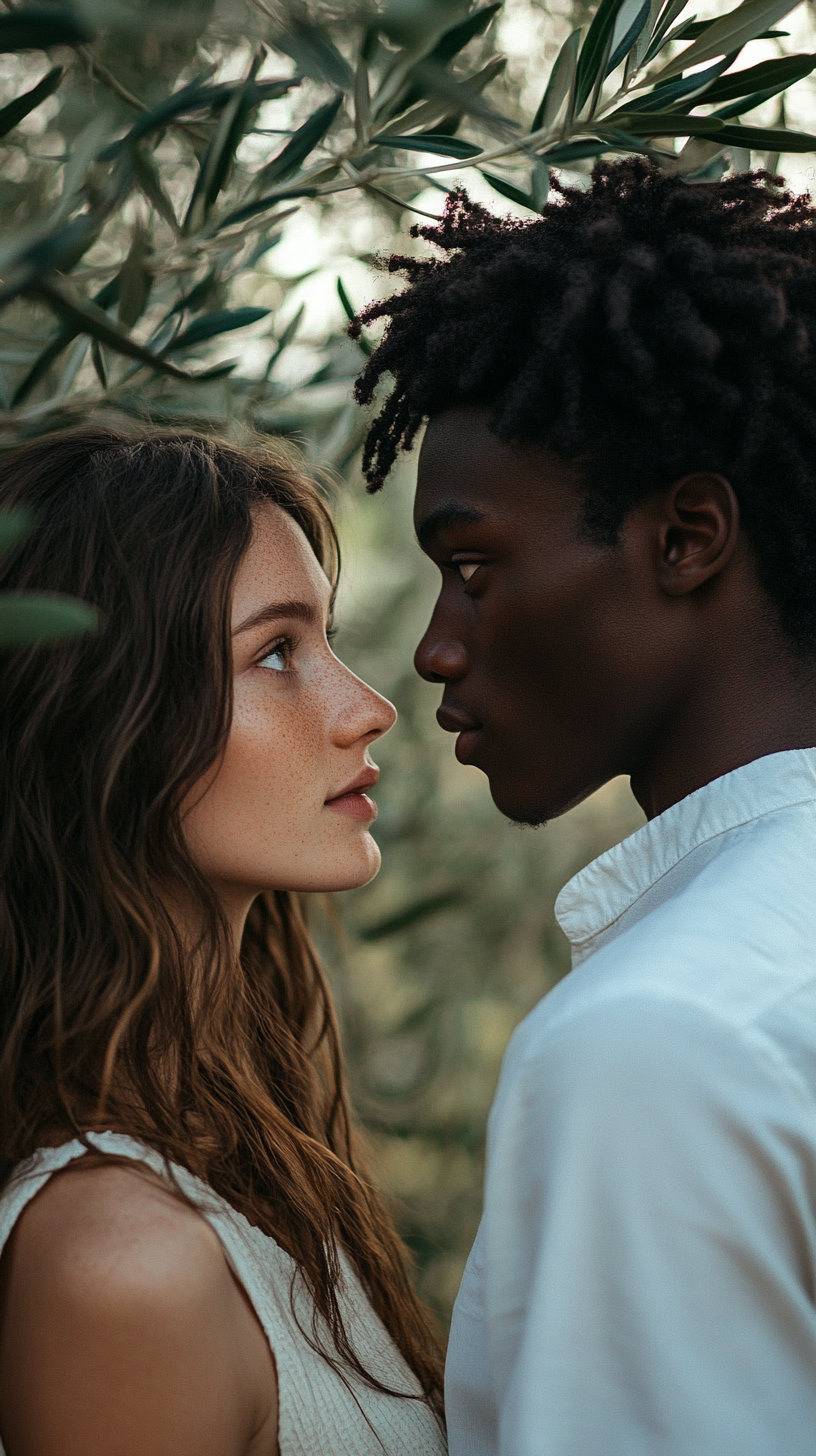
[[333, 663, 397, 744], [414, 622, 468, 684]]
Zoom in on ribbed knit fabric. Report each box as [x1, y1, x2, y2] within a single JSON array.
[[0, 1131, 446, 1456]]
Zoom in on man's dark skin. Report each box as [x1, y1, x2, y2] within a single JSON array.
[[413, 403, 816, 823]]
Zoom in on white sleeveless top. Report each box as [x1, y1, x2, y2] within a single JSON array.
[[0, 1131, 446, 1456]]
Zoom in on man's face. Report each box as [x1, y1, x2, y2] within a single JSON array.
[[413, 405, 692, 824]]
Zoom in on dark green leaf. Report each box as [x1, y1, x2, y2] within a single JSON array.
[[164, 306, 270, 353], [607, 54, 735, 115], [0, 215, 99, 307], [0, 65, 61, 140], [640, 0, 691, 66], [265, 302, 305, 378], [252, 95, 342, 194], [358, 888, 466, 942], [0, 593, 98, 647], [90, 336, 107, 389], [694, 53, 816, 108], [537, 137, 609, 163], [275, 21, 352, 90], [712, 84, 784, 118], [131, 147, 178, 233], [117, 229, 151, 329], [204, 77, 299, 113], [337, 276, 356, 324], [604, 110, 730, 134], [595, 111, 816, 148], [532, 28, 580, 132], [430, 4, 501, 66], [217, 186, 320, 230], [372, 132, 482, 157], [480, 170, 538, 210], [0, 509, 34, 555], [576, 0, 628, 113], [184, 74, 260, 234], [607, 0, 651, 74], [715, 121, 816, 149], [652, 0, 803, 84], [99, 70, 217, 159], [336, 277, 372, 355], [11, 274, 120, 406], [670, 17, 789, 38], [407, 58, 517, 133], [0, 8, 93, 51], [31, 278, 196, 380], [170, 271, 221, 317]]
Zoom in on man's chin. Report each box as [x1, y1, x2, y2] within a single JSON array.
[[489, 775, 605, 827]]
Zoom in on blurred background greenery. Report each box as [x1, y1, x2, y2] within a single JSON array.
[[3, 0, 816, 1323]]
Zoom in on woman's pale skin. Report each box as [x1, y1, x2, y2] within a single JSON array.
[[0, 504, 396, 1456]]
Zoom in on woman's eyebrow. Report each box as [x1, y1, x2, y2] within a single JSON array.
[[234, 599, 317, 635]]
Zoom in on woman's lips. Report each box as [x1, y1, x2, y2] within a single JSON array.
[[324, 768, 379, 820], [324, 790, 378, 820]]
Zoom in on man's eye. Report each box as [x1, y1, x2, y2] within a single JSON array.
[[458, 563, 481, 583], [259, 641, 289, 671]]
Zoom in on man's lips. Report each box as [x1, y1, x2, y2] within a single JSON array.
[[324, 768, 379, 820], [436, 705, 484, 765]]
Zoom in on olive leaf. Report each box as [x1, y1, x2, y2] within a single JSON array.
[[275, 20, 352, 90], [251, 96, 343, 195], [0, 509, 34, 556], [532, 28, 581, 133], [651, 0, 804, 83], [480, 170, 538, 210], [695, 53, 816, 109], [575, 0, 629, 113], [163, 307, 270, 354], [0, 64, 61, 139], [0, 593, 99, 647], [372, 132, 482, 157], [0, 8, 93, 52]]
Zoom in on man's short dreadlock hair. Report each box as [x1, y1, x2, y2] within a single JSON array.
[[352, 157, 816, 654]]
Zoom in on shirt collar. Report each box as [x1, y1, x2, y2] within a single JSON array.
[[555, 748, 816, 960]]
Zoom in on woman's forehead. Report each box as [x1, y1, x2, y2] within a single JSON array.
[[232, 504, 331, 624]]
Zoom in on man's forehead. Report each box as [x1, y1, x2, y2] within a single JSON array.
[[415, 407, 578, 541]]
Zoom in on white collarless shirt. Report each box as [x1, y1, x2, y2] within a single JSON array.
[[446, 749, 816, 1456]]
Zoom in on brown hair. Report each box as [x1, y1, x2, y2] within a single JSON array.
[[0, 427, 443, 1408]]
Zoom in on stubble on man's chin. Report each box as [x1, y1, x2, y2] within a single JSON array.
[[507, 811, 550, 830]]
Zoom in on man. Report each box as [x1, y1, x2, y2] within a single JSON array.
[[353, 159, 816, 1454]]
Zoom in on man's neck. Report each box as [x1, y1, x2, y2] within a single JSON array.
[[630, 643, 816, 821]]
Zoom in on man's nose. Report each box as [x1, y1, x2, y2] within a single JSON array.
[[414, 622, 468, 684]]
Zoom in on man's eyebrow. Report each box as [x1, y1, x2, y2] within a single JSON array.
[[415, 504, 489, 552], [234, 599, 317, 635]]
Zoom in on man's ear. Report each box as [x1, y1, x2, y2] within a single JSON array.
[[657, 473, 741, 597]]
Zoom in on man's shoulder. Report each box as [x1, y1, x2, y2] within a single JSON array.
[[547, 805, 815, 1036]]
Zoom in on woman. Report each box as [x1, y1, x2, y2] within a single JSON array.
[[0, 428, 446, 1456]]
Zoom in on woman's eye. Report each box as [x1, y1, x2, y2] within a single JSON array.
[[457, 562, 481, 583], [259, 642, 288, 672]]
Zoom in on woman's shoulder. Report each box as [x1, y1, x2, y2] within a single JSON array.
[[0, 1154, 278, 1456], [11, 1147, 222, 1287], [5, 1153, 226, 1302]]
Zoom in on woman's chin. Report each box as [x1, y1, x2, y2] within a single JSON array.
[[277, 833, 383, 894], [330, 835, 382, 891]]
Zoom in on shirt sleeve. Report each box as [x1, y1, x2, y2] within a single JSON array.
[[482, 993, 816, 1456]]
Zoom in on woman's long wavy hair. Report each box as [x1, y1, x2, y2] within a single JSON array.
[[0, 427, 443, 1408]]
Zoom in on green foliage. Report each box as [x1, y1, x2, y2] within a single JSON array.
[[0, 510, 98, 645]]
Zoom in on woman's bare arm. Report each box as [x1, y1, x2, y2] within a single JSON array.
[[0, 1160, 278, 1456]]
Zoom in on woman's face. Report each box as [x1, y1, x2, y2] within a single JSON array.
[[183, 503, 396, 908]]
